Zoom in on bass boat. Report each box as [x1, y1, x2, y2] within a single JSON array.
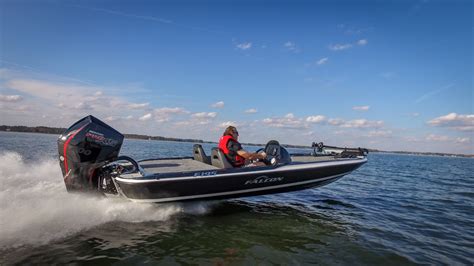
[[58, 116, 368, 203]]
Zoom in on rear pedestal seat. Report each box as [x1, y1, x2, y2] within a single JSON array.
[[193, 144, 211, 165], [211, 148, 234, 169]]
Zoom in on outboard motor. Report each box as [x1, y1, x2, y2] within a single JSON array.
[[57, 115, 124, 192]]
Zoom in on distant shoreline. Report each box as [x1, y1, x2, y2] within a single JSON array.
[[1, 125, 472, 158], [0, 125, 307, 148]]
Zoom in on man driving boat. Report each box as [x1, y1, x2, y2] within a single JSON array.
[[218, 126, 267, 167]]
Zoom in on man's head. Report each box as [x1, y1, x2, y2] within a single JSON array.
[[223, 126, 239, 139]]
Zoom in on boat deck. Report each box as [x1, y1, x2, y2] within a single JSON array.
[[140, 158, 218, 173], [138, 155, 338, 175]]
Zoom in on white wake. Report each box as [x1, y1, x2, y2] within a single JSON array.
[[0, 151, 210, 249]]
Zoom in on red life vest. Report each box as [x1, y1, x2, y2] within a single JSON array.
[[218, 135, 245, 167]]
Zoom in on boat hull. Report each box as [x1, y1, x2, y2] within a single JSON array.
[[114, 158, 367, 203]]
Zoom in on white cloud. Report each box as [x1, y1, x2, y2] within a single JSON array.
[[244, 108, 257, 114], [328, 118, 383, 128], [211, 101, 225, 108], [329, 39, 367, 51], [425, 134, 471, 145], [0, 94, 23, 102], [153, 107, 189, 122], [127, 102, 150, 110], [191, 112, 217, 119], [404, 136, 421, 142], [6, 69, 471, 154], [139, 113, 152, 121], [219, 121, 239, 128], [367, 130, 392, 137], [328, 118, 345, 126], [74, 102, 94, 110], [105, 115, 134, 122], [6, 79, 94, 101], [262, 113, 307, 129], [105, 116, 117, 122], [329, 43, 352, 51], [154, 107, 188, 115], [316, 57, 328, 65], [341, 119, 383, 128], [426, 134, 450, 142], [357, 39, 368, 46], [3, 78, 122, 112], [284, 41, 294, 48], [1, 71, 226, 132], [344, 27, 373, 35], [455, 137, 470, 144], [236, 42, 252, 50], [428, 113, 474, 131], [176, 112, 217, 126], [284, 41, 300, 53], [1, 104, 32, 113], [352, 105, 370, 111], [305, 115, 326, 123]]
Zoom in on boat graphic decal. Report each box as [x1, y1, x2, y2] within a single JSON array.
[[85, 130, 119, 147], [244, 176, 284, 185]]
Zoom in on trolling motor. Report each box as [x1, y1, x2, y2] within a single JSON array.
[[57, 115, 124, 193], [311, 141, 369, 158]]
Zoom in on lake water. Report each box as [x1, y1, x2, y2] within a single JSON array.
[[0, 131, 472, 265]]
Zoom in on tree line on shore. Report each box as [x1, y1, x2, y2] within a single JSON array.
[[1, 125, 472, 157], [0, 125, 206, 143]]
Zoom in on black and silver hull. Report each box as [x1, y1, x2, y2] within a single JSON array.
[[113, 157, 367, 203]]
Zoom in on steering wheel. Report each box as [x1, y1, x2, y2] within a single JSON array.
[[254, 148, 276, 165], [114, 156, 140, 174]]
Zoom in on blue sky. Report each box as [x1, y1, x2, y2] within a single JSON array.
[[0, 0, 473, 154]]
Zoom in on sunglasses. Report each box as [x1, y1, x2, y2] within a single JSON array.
[[233, 131, 239, 136]]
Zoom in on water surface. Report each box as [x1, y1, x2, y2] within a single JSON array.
[[0, 132, 472, 265]]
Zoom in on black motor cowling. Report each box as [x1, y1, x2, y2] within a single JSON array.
[[57, 115, 124, 192]]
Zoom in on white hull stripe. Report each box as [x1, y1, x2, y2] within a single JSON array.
[[127, 172, 347, 203], [116, 157, 367, 184]]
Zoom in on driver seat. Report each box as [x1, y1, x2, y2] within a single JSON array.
[[211, 148, 234, 168]]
